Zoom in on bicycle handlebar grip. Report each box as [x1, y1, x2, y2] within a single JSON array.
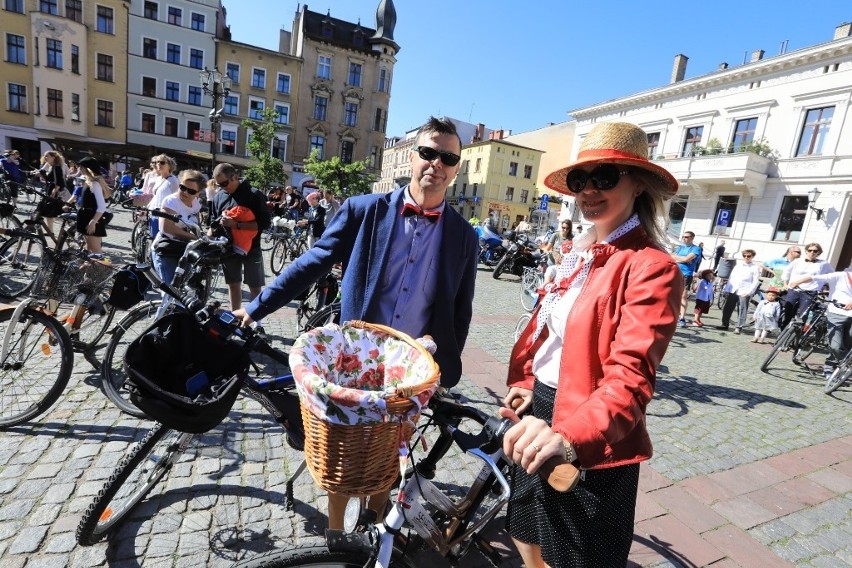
[[538, 456, 581, 492]]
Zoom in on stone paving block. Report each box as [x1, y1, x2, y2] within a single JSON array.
[[651, 485, 728, 533], [712, 495, 776, 530], [42, 531, 76, 553], [703, 524, 795, 567], [8, 525, 48, 554], [774, 476, 836, 507], [634, 514, 725, 567]]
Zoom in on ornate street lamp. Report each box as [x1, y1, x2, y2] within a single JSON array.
[[807, 187, 824, 221], [199, 67, 231, 175]]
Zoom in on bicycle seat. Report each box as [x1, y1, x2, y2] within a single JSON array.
[[60, 212, 77, 221]]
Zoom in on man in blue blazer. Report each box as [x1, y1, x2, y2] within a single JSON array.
[[235, 116, 479, 389]]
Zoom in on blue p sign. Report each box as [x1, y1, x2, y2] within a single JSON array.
[[540, 194, 549, 210], [716, 209, 731, 227]]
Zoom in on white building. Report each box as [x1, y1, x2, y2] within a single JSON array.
[[569, 22, 852, 270]]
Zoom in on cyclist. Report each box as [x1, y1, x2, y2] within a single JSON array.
[[788, 266, 852, 380], [781, 243, 833, 327]]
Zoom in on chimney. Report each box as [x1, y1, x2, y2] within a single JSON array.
[[472, 123, 484, 143], [718, 62, 729, 70], [671, 54, 688, 83], [750, 49, 765, 62], [835, 22, 852, 40]]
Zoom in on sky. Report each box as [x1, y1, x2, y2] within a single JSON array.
[[226, 1, 852, 138]]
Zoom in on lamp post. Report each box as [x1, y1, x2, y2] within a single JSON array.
[[199, 67, 231, 176], [807, 187, 824, 221]]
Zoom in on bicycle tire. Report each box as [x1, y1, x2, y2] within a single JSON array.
[[76, 424, 192, 545], [301, 302, 341, 332], [792, 317, 827, 364], [514, 313, 532, 342], [0, 233, 45, 299], [260, 228, 277, 251], [101, 301, 161, 417], [233, 545, 415, 568], [270, 239, 288, 275], [0, 213, 23, 234], [760, 323, 797, 373], [0, 306, 74, 427], [519, 270, 539, 312], [71, 291, 117, 352], [824, 361, 852, 394]]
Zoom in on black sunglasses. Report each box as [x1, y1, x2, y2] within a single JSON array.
[[179, 183, 199, 196], [413, 145, 461, 167], [215, 177, 232, 188], [151, 160, 166, 166], [566, 164, 630, 193]]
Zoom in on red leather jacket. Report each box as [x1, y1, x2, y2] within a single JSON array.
[[508, 227, 682, 470]]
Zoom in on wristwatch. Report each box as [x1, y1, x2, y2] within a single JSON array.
[[563, 438, 577, 463]]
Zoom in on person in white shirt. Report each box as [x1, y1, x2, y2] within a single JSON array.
[[781, 242, 833, 327], [789, 267, 852, 379], [718, 249, 761, 334], [143, 154, 179, 238]]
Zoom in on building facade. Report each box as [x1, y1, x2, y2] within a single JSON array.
[[568, 23, 852, 269]]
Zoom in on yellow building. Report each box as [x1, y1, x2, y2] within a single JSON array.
[[450, 134, 544, 231]]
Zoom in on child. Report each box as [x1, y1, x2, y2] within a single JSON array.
[[691, 268, 714, 326], [751, 289, 782, 343]]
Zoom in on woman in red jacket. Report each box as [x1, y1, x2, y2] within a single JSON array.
[[500, 122, 683, 567]]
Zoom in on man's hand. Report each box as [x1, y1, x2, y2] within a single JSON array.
[[231, 308, 254, 328]]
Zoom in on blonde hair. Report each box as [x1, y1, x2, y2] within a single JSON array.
[[43, 150, 64, 166], [627, 168, 670, 246], [179, 169, 206, 188], [151, 153, 177, 173]]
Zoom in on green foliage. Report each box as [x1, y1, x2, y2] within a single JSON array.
[[738, 138, 778, 159], [468, 216, 481, 226], [240, 108, 288, 189], [705, 138, 723, 155], [303, 149, 378, 199]]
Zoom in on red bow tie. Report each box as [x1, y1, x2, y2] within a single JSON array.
[[402, 202, 441, 222]]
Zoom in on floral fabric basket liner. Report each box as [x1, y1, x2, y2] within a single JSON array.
[[289, 322, 439, 427], [130, 189, 153, 207]]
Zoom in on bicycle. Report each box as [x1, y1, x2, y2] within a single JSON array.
[[824, 338, 852, 394], [760, 290, 828, 372], [77, 305, 306, 546], [514, 313, 532, 342], [0, 247, 117, 427], [519, 265, 544, 312], [269, 225, 308, 275], [233, 388, 579, 568], [295, 266, 341, 330]]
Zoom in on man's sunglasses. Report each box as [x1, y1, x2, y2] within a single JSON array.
[[151, 160, 166, 166], [566, 164, 630, 193], [179, 184, 199, 196], [413, 145, 461, 167], [216, 177, 232, 188]]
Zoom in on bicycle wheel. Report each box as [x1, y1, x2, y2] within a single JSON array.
[[76, 424, 193, 545], [792, 317, 827, 364], [519, 270, 539, 312], [70, 291, 117, 352], [301, 302, 341, 333], [0, 213, 22, 234], [101, 301, 161, 417], [270, 239, 289, 275], [0, 233, 45, 299], [760, 324, 797, 373], [0, 307, 74, 427], [290, 239, 307, 261], [514, 313, 532, 342], [260, 228, 277, 251], [233, 545, 415, 568], [824, 360, 852, 394]]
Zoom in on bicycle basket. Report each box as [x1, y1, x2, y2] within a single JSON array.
[[124, 312, 249, 433], [30, 249, 87, 303], [106, 264, 151, 310], [130, 190, 153, 208], [289, 321, 440, 496]]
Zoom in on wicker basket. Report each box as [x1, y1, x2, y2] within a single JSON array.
[[31, 250, 115, 304], [289, 321, 440, 497]]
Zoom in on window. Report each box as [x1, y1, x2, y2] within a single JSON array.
[[71, 45, 78, 73], [143, 38, 157, 59], [341, 140, 354, 164], [220, 130, 236, 155], [682, 126, 703, 157], [96, 99, 113, 126], [249, 98, 264, 120], [223, 95, 238, 115], [374, 108, 386, 132], [226, 62, 239, 84], [344, 101, 358, 127], [66, 0, 82, 22], [46, 38, 62, 69], [773, 196, 808, 242], [164, 117, 178, 137], [796, 106, 834, 157], [711, 195, 739, 237], [272, 137, 286, 161], [97, 6, 114, 34], [141, 113, 155, 133], [505, 187, 514, 201], [168, 6, 181, 25], [186, 120, 200, 140], [189, 48, 203, 69], [378, 68, 388, 92], [144, 1, 157, 20], [317, 55, 331, 79], [191, 12, 205, 31], [273, 103, 289, 124], [647, 132, 660, 158], [370, 146, 379, 168], [276, 73, 290, 94], [5, 0, 24, 14], [348, 62, 362, 86], [188, 86, 202, 106], [47, 88, 62, 117], [142, 76, 156, 97], [475, 158, 481, 172], [667, 195, 688, 238], [313, 95, 328, 120], [524, 165, 532, 179], [71, 93, 79, 121], [251, 68, 266, 89], [7, 34, 25, 64], [730, 117, 757, 152], [472, 183, 478, 197], [40, 0, 57, 14], [310, 135, 325, 159], [520, 189, 529, 204], [96, 53, 113, 81], [165, 81, 179, 101], [509, 162, 518, 176], [8, 84, 26, 113], [166, 43, 180, 64]]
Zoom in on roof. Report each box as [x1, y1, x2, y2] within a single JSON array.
[[302, 8, 377, 54]]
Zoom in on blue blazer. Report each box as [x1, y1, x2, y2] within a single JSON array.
[[248, 187, 479, 387]]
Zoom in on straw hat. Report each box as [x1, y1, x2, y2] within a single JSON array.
[[544, 122, 679, 196]]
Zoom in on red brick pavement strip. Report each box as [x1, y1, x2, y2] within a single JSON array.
[[461, 336, 852, 567]]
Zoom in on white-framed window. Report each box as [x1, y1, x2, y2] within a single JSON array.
[[226, 62, 240, 84], [223, 94, 239, 115], [190, 12, 205, 31], [347, 62, 362, 87], [251, 67, 266, 89], [187, 86, 202, 106], [167, 6, 181, 25], [96, 98, 113, 126], [248, 97, 265, 120], [378, 68, 389, 92], [796, 106, 834, 157], [276, 73, 291, 94], [189, 48, 203, 69], [141, 112, 156, 133], [164, 116, 178, 137], [313, 95, 328, 120], [143, 1, 158, 20], [773, 195, 809, 242], [96, 5, 114, 34], [344, 101, 358, 127], [8, 83, 27, 113], [165, 81, 179, 101], [341, 139, 354, 163], [272, 135, 287, 161], [317, 55, 331, 79], [166, 42, 181, 64], [220, 127, 237, 155], [273, 102, 289, 125], [310, 135, 325, 159], [7, 33, 26, 65]]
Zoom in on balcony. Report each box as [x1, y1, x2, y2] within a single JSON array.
[[656, 152, 772, 198]]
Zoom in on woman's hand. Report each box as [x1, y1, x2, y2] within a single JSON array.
[[86, 220, 97, 235], [231, 308, 254, 328], [498, 408, 566, 475], [503, 386, 533, 415]]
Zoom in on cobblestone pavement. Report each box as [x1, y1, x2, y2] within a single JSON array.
[[0, 205, 849, 567]]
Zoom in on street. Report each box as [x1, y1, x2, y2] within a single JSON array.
[[0, 203, 849, 567]]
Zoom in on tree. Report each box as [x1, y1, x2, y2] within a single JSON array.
[[303, 150, 377, 199], [240, 108, 288, 189]]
